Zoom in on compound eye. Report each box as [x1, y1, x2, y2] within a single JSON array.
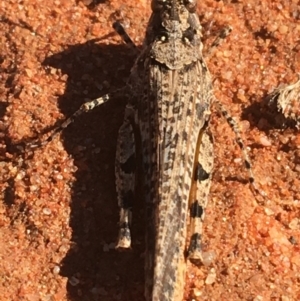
[[182, 28, 195, 43], [184, 0, 197, 12]]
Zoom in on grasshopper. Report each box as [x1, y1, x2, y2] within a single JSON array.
[[22, 1, 262, 300], [114, 1, 232, 299]]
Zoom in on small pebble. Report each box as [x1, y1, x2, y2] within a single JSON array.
[[202, 251, 216, 267], [264, 208, 274, 216], [205, 268, 216, 285], [42, 207, 52, 215], [193, 288, 202, 297], [234, 157, 242, 164], [278, 25, 288, 34], [259, 135, 272, 147], [52, 265, 60, 274], [288, 218, 298, 230]]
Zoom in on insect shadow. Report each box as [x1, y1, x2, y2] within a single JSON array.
[[42, 40, 145, 300]]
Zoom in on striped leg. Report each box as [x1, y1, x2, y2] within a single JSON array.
[[214, 100, 268, 201], [188, 124, 214, 262], [206, 26, 233, 58], [25, 22, 138, 152], [115, 104, 136, 249], [186, 25, 233, 262], [26, 22, 136, 151], [28, 94, 110, 149]]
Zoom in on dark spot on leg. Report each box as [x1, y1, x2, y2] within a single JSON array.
[[120, 153, 136, 173], [195, 162, 210, 181], [237, 140, 244, 149], [245, 160, 251, 169], [188, 232, 201, 256], [190, 201, 204, 218], [122, 190, 134, 209]]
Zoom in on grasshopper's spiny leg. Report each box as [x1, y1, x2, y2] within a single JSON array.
[[206, 26, 268, 201], [115, 103, 136, 249], [28, 19, 139, 150], [206, 25, 233, 58], [214, 100, 268, 201], [27, 94, 110, 149], [186, 25, 232, 263]]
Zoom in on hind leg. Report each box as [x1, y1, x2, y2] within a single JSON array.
[[115, 104, 136, 249], [187, 125, 214, 263]]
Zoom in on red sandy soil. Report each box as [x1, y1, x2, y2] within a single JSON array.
[[0, 0, 299, 300]]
